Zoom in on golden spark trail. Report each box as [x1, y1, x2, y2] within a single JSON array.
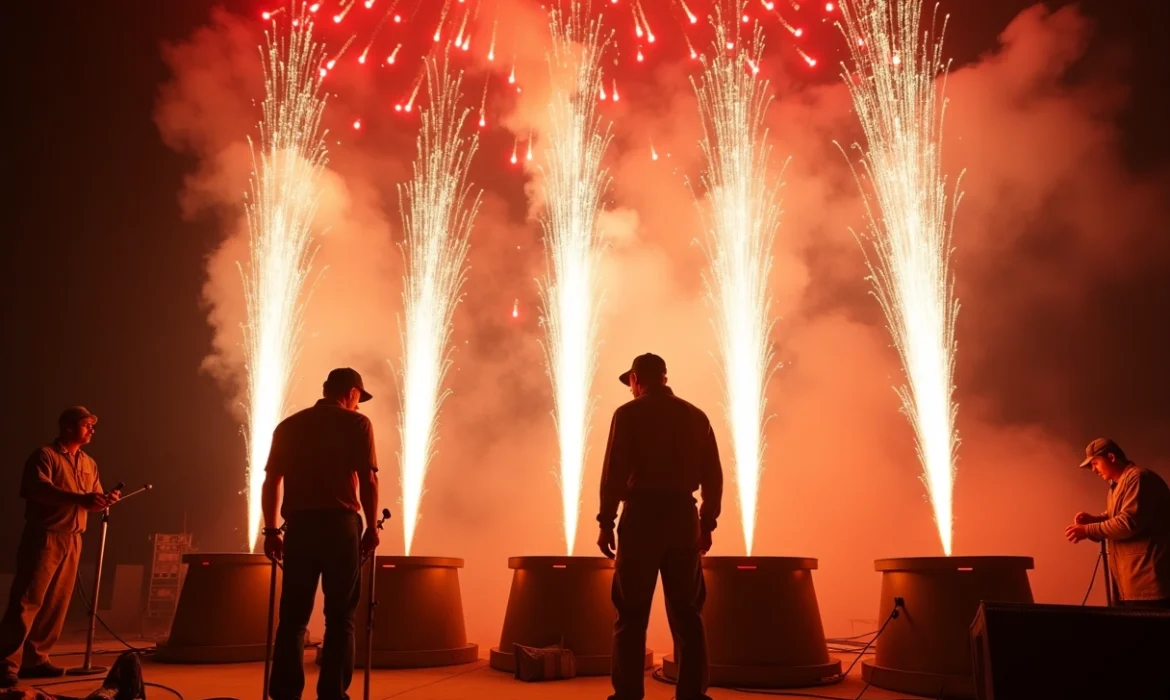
[[241, 13, 330, 549], [538, 0, 613, 555], [691, 1, 784, 556], [837, 0, 961, 555], [396, 56, 482, 555]]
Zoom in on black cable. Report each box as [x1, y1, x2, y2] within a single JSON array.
[[72, 569, 155, 655], [1082, 550, 1102, 605]]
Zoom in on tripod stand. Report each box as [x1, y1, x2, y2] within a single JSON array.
[[67, 483, 153, 676]]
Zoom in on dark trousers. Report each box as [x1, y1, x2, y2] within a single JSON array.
[[610, 497, 711, 700], [0, 527, 81, 674], [269, 510, 362, 700]]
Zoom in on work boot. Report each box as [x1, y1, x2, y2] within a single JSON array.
[[19, 662, 66, 678], [1, 670, 20, 688]]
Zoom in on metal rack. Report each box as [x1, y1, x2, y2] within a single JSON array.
[[145, 533, 192, 628]]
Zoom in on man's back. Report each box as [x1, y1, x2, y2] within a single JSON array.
[[266, 401, 377, 518], [598, 385, 722, 532]]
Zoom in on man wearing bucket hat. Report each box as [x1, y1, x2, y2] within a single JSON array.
[[1066, 438, 1170, 609], [261, 368, 381, 700], [597, 353, 723, 700], [1, 407, 119, 689]]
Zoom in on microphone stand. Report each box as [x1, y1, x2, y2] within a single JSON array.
[[363, 508, 391, 700], [68, 483, 153, 676], [262, 522, 286, 700]]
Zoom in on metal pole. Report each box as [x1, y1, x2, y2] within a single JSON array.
[[263, 557, 278, 700], [1100, 539, 1114, 607], [67, 509, 110, 676], [364, 509, 390, 700]]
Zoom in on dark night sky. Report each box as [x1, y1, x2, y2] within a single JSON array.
[[2, 0, 1167, 570]]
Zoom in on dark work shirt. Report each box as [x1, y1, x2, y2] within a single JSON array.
[[21, 442, 103, 533], [265, 400, 378, 519], [597, 385, 723, 532]]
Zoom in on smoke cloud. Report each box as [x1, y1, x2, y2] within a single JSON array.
[[155, 3, 1169, 653]]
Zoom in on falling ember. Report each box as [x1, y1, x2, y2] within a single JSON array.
[[510, 137, 518, 164], [526, 136, 533, 161], [538, 1, 613, 556], [387, 43, 401, 64], [611, 79, 619, 101], [508, 65, 516, 83], [650, 143, 659, 160], [691, 4, 784, 556], [836, 0, 961, 555], [488, 19, 498, 61], [512, 299, 519, 318], [682, 0, 698, 23], [395, 56, 482, 556], [353, 119, 361, 129], [241, 13, 330, 550]]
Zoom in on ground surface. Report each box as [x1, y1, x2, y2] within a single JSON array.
[[17, 637, 933, 700]]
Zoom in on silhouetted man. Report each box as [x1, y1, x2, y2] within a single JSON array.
[[597, 353, 723, 700], [262, 368, 381, 700], [1066, 438, 1170, 609], [1, 407, 119, 689]]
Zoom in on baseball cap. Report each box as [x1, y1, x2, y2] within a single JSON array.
[[324, 367, 373, 402], [1079, 438, 1121, 468], [619, 353, 667, 386], [58, 406, 98, 428]]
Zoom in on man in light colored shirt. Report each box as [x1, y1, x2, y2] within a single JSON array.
[[1066, 438, 1170, 608], [0, 407, 118, 688]]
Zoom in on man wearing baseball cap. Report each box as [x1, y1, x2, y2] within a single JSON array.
[[598, 353, 723, 700], [261, 368, 380, 700], [0, 407, 119, 688], [1066, 438, 1170, 608]]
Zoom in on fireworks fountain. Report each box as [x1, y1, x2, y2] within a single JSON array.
[[537, 0, 613, 556], [396, 55, 481, 556], [835, 5, 1036, 697], [692, 1, 784, 556], [492, 3, 653, 676], [837, 0, 961, 556], [660, 4, 839, 689], [241, 13, 330, 550], [158, 14, 329, 663]]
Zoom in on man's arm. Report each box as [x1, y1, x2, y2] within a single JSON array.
[[698, 418, 723, 534], [20, 450, 84, 506], [597, 412, 629, 531], [356, 418, 380, 530], [262, 424, 287, 531], [1085, 474, 1145, 541]]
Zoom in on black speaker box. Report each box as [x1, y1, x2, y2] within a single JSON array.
[[970, 601, 1170, 700]]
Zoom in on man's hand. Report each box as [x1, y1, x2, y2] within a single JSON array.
[[79, 492, 112, 512], [598, 527, 616, 559], [699, 529, 713, 555], [264, 533, 284, 562], [361, 528, 380, 557], [1074, 512, 1100, 525], [1065, 524, 1089, 543]]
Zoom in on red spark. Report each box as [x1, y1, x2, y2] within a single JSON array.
[[309, 3, 319, 12], [262, 11, 271, 20], [825, 2, 835, 11], [353, 119, 361, 130]]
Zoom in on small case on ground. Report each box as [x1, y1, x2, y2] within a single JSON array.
[[512, 642, 577, 682]]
